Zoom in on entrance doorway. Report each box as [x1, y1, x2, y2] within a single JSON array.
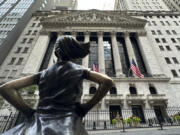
[[109, 105, 122, 123], [132, 105, 145, 123], [154, 106, 167, 123]]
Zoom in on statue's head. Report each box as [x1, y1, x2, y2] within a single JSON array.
[[54, 36, 90, 61]]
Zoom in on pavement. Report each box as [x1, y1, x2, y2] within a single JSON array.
[[88, 126, 180, 135]]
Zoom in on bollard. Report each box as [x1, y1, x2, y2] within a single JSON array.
[[121, 119, 126, 132], [159, 121, 163, 130], [104, 121, 107, 129], [93, 121, 96, 130], [122, 122, 125, 132]]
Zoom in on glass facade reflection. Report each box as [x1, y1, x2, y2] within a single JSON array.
[[104, 40, 115, 77]]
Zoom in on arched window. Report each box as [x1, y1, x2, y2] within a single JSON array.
[[110, 87, 117, 94], [129, 86, 137, 94], [149, 86, 157, 94], [89, 86, 96, 94]]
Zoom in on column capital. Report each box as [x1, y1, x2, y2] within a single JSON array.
[[40, 29, 50, 35], [137, 31, 147, 36], [84, 31, 90, 35], [97, 31, 103, 36], [71, 31, 77, 36], [57, 31, 63, 36], [124, 32, 130, 37], [111, 31, 117, 36]]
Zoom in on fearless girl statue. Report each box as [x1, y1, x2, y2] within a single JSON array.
[[0, 36, 113, 135]]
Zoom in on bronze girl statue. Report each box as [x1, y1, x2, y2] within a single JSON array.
[[0, 36, 113, 135]]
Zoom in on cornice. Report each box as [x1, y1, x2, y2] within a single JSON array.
[[40, 10, 147, 29], [112, 76, 171, 82], [32, 10, 180, 18]]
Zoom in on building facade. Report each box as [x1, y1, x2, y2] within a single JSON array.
[[114, 0, 170, 11], [163, 0, 180, 12], [1, 9, 180, 125], [0, 0, 180, 130], [0, 0, 57, 65], [53, 0, 78, 10]]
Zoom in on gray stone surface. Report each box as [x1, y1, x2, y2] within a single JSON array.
[[88, 127, 180, 135]]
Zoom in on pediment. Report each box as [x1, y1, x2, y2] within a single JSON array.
[[41, 10, 147, 28]]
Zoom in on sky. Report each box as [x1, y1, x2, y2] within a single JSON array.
[[77, 0, 115, 10]]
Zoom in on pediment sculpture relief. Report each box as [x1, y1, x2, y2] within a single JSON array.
[[42, 10, 146, 27]]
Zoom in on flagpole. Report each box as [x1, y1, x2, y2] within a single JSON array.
[[127, 68, 131, 77]]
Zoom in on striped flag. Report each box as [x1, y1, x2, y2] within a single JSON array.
[[130, 59, 143, 78], [92, 62, 99, 72]]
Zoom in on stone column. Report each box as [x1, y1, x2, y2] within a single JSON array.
[[124, 32, 137, 64], [82, 32, 90, 68], [98, 32, 105, 74], [71, 32, 77, 38], [22, 32, 50, 75], [111, 32, 124, 77], [98, 32, 106, 110], [136, 32, 163, 76]]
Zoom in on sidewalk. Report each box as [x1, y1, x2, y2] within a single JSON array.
[[88, 126, 180, 135]]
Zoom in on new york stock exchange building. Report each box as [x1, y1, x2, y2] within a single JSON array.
[[0, 9, 180, 130]]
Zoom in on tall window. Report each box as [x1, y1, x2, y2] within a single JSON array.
[[165, 21, 171, 26], [165, 57, 171, 64], [175, 46, 180, 51], [173, 21, 179, 26], [103, 34, 115, 76], [89, 33, 98, 70], [171, 70, 178, 77], [89, 86, 96, 94], [8, 57, 16, 65], [165, 46, 171, 51], [129, 86, 137, 94], [117, 35, 129, 76], [166, 30, 171, 35], [159, 46, 164, 51], [22, 47, 29, 53], [155, 38, 160, 43], [14, 47, 22, 53], [151, 30, 156, 35], [27, 38, 33, 43], [21, 38, 27, 43], [172, 57, 179, 64], [32, 30, 38, 35], [26, 30, 32, 35], [152, 21, 157, 26], [172, 30, 177, 35], [31, 23, 36, 27], [16, 58, 23, 65], [157, 30, 162, 35], [162, 38, 167, 43], [171, 38, 176, 43], [110, 87, 117, 94], [160, 21, 165, 26], [149, 85, 157, 94]]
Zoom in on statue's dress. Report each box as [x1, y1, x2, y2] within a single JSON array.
[[3, 61, 89, 135]]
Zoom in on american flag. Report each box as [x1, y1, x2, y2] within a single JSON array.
[[92, 63, 99, 72], [130, 59, 143, 78]]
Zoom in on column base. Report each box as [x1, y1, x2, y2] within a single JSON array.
[[151, 74, 167, 78], [116, 73, 126, 77]]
